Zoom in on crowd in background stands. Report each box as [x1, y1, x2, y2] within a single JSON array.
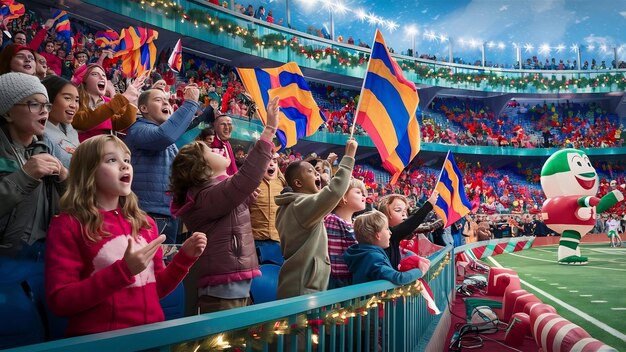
[[1, 4, 624, 218]]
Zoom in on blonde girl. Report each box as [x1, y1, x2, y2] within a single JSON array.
[[45, 135, 206, 336]]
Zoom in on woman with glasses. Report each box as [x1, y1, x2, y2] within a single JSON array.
[[0, 43, 38, 75], [0, 72, 67, 260]]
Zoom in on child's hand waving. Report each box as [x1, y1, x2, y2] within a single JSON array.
[[181, 232, 207, 258], [261, 96, 280, 140], [345, 138, 358, 158], [124, 234, 166, 276]]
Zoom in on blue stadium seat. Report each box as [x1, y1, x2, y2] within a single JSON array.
[[256, 243, 284, 266], [160, 282, 185, 320], [0, 258, 47, 348], [250, 264, 280, 304]]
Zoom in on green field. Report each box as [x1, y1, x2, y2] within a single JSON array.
[[486, 243, 626, 350]]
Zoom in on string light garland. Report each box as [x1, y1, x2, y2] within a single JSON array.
[[172, 253, 451, 351], [128, 0, 626, 92]]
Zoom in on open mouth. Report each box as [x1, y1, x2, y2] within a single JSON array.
[[315, 178, 321, 190], [161, 108, 171, 115], [24, 64, 32, 70], [37, 117, 47, 126], [575, 175, 595, 190], [97, 81, 106, 91], [120, 174, 131, 183], [267, 168, 276, 176]]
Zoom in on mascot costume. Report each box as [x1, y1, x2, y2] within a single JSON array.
[[540, 149, 623, 264]]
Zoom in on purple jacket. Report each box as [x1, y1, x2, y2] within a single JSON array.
[[171, 139, 273, 287]]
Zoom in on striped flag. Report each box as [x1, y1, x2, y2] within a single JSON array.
[[113, 26, 158, 77], [433, 151, 472, 227], [237, 62, 326, 150], [168, 38, 182, 72], [0, 0, 25, 22], [355, 29, 420, 184], [95, 29, 119, 49], [51, 10, 71, 53]]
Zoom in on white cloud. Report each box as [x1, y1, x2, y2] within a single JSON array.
[[620, 11, 626, 18], [499, 5, 508, 11]]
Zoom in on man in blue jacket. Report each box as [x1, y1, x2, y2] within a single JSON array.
[[125, 84, 200, 243]]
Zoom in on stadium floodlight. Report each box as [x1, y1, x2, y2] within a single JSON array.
[[355, 8, 367, 21], [555, 44, 565, 53], [524, 43, 534, 52], [497, 42, 505, 50], [405, 25, 418, 57], [539, 43, 551, 55]]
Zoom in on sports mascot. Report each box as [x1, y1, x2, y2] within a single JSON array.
[[540, 149, 623, 264]]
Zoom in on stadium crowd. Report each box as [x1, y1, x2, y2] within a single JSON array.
[[0, 3, 624, 349]]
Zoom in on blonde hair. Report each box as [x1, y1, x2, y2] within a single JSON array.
[[60, 135, 150, 242], [170, 141, 214, 205], [77, 65, 106, 113], [335, 178, 367, 210], [353, 209, 388, 244], [376, 194, 409, 219]]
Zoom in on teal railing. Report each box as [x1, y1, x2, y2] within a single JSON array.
[[8, 247, 454, 352], [82, 0, 626, 94]]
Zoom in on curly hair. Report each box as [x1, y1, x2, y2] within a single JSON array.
[[170, 141, 214, 206], [60, 135, 151, 242]]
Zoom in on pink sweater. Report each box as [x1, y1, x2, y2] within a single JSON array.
[[45, 210, 197, 336]]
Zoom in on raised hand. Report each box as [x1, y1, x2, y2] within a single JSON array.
[[345, 138, 358, 158], [183, 83, 200, 102], [124, 234, 166, 276], [265, 96, 280, 130], [122, 83, 140, 106], [180, 232, 207, 258], [427, 190, 440, 205]]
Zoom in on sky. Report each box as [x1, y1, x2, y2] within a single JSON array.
[[252, 0, 626, 66]]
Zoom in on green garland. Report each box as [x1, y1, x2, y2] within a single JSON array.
[[132, 0, 626, 92]]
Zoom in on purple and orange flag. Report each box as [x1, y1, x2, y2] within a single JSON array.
[[433, 151, 472, 227], [236, 62, 326, 150], [355, 29, 421, 184]]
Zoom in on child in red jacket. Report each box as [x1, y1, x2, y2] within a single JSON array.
[[45, 135, 206, 336]]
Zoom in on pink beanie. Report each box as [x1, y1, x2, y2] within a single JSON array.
[[71, 63, 105, 86]]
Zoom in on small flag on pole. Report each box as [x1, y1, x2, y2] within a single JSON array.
[[168, 38, 182, 72], [433, 151, 472, 227]]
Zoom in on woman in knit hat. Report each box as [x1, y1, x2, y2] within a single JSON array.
[[0, 43, 38, 76], [70, 63, 143, 142], [0, 72, 67, 260], [41, 75, 80, 168]]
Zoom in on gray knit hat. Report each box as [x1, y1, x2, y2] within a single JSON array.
[[0, 72, 49, 116]]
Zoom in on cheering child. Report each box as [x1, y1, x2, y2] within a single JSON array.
[[45, 135, 207, 336]]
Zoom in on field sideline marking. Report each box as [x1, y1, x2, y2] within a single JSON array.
[[487, 256, 626, 344], [506, 252, 626, 272]]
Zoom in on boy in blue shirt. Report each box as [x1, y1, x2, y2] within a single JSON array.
[[344, 210, 426, 285]]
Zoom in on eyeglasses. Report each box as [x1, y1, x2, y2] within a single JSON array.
[[14, 53, 35, 61], [14, 101, 53, 113]]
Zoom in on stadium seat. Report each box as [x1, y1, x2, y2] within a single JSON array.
[[250, 264, 280, 304], [486, 267, 521, 296], [256, 243, 284, 266], [504, 312, 530, 347], [160, 282, 185, 320]]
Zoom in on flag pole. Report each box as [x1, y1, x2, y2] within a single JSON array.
[[349, 28, 380, 139], [435, 150, 452, 187]]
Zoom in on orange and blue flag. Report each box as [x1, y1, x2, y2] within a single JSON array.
[[95, 29, 119, 49], [168, 38, 182, 72], [112, 26, 158, 77], [236, 62, 326, 149], [0, 0, 25, 22], [355, 29, 420, 184], [433, 151, 472, 228], [51, 10, 71, 52]]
